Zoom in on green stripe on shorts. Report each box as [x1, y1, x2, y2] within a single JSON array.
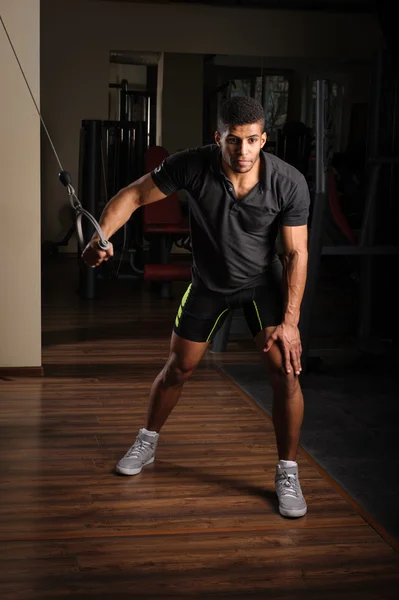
[[206, 308, 229, 342], [175, 283, 192, 328], [253, 300, 263, 330]]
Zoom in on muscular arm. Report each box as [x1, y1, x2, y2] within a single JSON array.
[[264, 224, 308, 375], [82, 173, 168, 267], [279, 224, 308, 326], [96, 173, 168, 240]]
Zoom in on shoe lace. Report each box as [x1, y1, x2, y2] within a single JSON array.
[[126, 437, 153, 459], [277, 471, 299, 498]]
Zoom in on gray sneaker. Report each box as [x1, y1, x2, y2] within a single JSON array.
[[275, 464, 307, 518], [116, 429, 159, 475]]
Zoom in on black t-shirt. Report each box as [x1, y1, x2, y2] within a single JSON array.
[[150, 144, 310, 294]]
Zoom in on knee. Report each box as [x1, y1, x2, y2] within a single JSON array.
[[161, 357, 196, 387], [268, 364, 300, 397]]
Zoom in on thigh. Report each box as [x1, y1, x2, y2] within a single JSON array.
[[168, 331, 210, 372], [173, 283, 231, 343], [255, 326, 284, 371], [242, 268, 284, 339]]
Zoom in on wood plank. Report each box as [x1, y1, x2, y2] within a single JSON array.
[[0, 528, 398, 599], [0, 260, 397, 599], [0, 367, 43, 378]]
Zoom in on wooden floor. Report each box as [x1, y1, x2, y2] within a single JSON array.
[[0, 258, 398, 599]]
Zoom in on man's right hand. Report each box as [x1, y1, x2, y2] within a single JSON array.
[[81, 238, 114, 268]]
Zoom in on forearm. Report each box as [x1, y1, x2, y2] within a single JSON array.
[[281, 249, 308, 326], [93, 185, 139, 241]]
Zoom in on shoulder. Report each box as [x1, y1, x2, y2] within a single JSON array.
[[176, 144, 217, 170], [263, 151, 305, 189], [151, 144, 216, 192]]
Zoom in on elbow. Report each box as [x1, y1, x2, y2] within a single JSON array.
[[281, 248, 308, 272], [122, 184, 141, 210], [283, 248, 308, 263]]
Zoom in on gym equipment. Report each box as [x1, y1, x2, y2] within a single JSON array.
[[60, 170, 109, 251], [213, 67, 399, 360], [144, 264, 191, 281], [142, 145, 191, 298], [78, 118, 148, 297], [276, 121, 312, 176], [76, 130, 191, 298], [300, 67, 399, 372], [0, 15, 109, 256]]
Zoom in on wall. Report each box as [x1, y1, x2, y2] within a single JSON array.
[[160, 53, 204, 154], [40, 0, 383, 245], [0, 0, 41, 368]]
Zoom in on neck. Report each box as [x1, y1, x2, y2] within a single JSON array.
[[221, 154, 262, 187]]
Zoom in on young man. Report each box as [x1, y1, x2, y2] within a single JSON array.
[[82, 96, 310, 518]]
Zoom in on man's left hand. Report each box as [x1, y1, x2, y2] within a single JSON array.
[[263, 323, 302, 376]]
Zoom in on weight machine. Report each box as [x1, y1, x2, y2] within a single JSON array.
[[213, 52, 399, 368]]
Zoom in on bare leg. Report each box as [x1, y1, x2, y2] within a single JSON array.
[[145, 332, 210, 433], [256, 327, 304, 461]]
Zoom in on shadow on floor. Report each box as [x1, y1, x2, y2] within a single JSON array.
[[218, 351, 399, 543]]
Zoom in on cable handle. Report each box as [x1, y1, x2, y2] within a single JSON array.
[[58, 170, 110, 251], [96, 239, 110, 251], [1, 16, 111, 257]]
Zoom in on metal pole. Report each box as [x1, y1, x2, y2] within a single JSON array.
[[79, 119, 102, 299], [359, 50, 384, 341], [134, 120, 146, 179], [300, 80, 329, 371], [120, 79, 129, 121], [366, 51, 383, 161]]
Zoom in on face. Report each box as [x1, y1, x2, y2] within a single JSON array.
[[215, 122, 267, 174]]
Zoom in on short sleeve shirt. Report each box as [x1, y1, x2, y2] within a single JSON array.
[[151, 144, 310, 294]]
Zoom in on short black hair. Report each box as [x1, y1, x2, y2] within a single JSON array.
[[218, 96, 265, 132]]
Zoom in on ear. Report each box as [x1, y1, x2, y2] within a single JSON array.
[[215, 131, 221, 146], [260, 132, 267, 148]]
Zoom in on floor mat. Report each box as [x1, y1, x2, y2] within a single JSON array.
[[218, 361, 399, 543]]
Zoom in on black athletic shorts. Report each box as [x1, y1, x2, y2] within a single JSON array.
[[173, 263, 284, 343]]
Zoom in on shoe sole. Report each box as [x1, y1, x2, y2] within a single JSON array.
[[115, 456, 155, 476], [279, 506, 307, 518]]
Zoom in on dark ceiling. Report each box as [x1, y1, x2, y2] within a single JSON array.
[[174, 0, 375, 12], [100, 1, 397, 58], [100, 0, 376, 12]]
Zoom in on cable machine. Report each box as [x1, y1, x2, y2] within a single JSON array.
[[300, 52, 399, 371]]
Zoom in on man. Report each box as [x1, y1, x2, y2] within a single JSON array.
[[82, 96, 310, 518]]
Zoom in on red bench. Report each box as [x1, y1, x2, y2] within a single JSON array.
[[142, 146, 191, 296]]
